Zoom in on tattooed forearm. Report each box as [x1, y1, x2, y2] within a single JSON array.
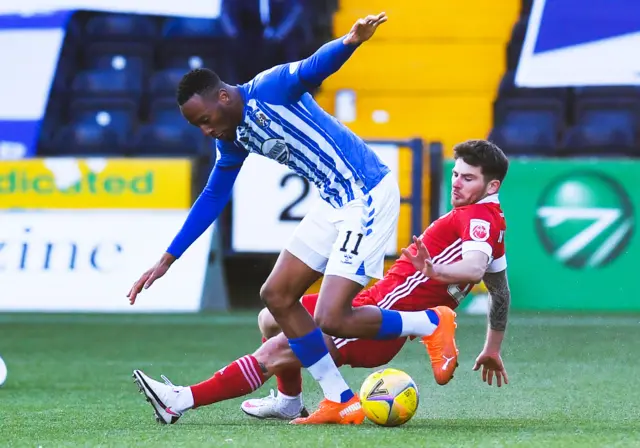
[[483, 269, 511, 332]]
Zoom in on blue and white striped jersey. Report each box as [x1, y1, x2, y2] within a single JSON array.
[[216, 62, 389, 208], [167, 37, 392, 258]]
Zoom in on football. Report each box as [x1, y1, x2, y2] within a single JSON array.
[[359, 368, 419, 427]]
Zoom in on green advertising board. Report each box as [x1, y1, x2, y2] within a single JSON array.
[[442, 158, 637, 312]]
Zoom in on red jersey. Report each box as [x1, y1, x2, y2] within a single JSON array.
[[379, 194, 507, 310]]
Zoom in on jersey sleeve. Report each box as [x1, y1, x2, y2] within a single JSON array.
[[249, 37, 359, 103], [215, 139, 248, 169], [165, 140, 246, 258], [456, 207, 507, 272]]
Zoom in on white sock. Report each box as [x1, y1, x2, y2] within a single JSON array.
[[306, 353, 353, 403], [174, 386, 195, 412], [398, 311, 438, 337], [276, 391, 303, 413]]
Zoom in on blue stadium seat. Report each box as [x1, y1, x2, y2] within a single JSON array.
[[573, 98, 639, 129], [494, 98, 566, 134], [69, 98, 138, 142], [83, 41, 153, 74], [84, 53, 146, 78], [159, 18, 226, 71], [71, 69, 143, 101], [149, 98, 183, 125], [573, 86, 640, 102], [133, 124, 206, 156], [51, 124, 126, 156], [149, 69, 185, 101], [84, 13, 158, 42], [161, 17, 223, 39], [157, 52, 223, 71], [489, 123, 557, 155], [560, 124, 636, 156]]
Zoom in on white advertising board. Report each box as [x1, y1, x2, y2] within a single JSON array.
[[0, 211, 212, 312], [0, 1, 220, 18]]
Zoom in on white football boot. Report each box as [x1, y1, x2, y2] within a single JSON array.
[[241, 389, 309, 420], [132, 369, 191, 424]]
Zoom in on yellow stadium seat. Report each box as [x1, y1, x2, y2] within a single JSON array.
[[314, 92, 493, 157], [333, 3, 519, 41], [336, 0, 517, 12], [320, 42, 506, 93]]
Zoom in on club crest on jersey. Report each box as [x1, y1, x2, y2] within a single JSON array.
[[252, 110, 271, 128], [470, 219, 490, 242], [261, 138, 289, 164]]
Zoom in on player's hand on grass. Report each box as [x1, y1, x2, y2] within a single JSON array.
[[402, 236, 437, 278], [473, 350, 509, 387], [343, 12, 387, 45], [127, 253, 176, 305]]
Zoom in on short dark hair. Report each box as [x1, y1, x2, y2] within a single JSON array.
[[453, 139, 509, 183], [176, 68, 221, 106]]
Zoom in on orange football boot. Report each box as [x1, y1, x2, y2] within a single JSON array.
[[422, 306, 459, 385], [290, 394, 365, 425]]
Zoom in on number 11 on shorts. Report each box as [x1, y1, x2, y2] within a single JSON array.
[[340, 231, 364, 255]]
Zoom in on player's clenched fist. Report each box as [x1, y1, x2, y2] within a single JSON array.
[[343, 12, 387, 45], [127, 253, 176, 305]]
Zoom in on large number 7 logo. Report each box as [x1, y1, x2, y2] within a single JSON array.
[[447, 283, 472, 303]]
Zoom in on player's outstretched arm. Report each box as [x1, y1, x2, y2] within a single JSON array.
[[402, 236, 489, 284], [297, 12, 387, 88], [127, 164, 242, 305], [473, 269, 511, 387]]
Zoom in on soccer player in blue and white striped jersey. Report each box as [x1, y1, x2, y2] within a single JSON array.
[[128, 12, 455, 425]]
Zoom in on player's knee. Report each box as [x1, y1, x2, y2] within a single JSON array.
[[258, 307, 281, 339], [259, 282, 294, 315], [314, 309, 347, 336]]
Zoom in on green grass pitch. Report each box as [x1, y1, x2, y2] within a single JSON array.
[[1, 312, 639, 447]]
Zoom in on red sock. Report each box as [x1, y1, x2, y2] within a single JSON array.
[[190, 355, 265, 408], [262, 335, 301, 396], [277, 368, 303, 397]]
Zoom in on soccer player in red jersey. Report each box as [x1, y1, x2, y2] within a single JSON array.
[[133, 139, 512, 424]]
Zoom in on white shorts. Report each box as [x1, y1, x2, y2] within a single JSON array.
[[285, 172, 400, 286]]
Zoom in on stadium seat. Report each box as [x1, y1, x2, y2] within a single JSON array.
[[149, 69, 185, 101], [84, 52, 148, 80], [573, 86, 640, 102], [161, 17, 223, 39], [155, 50, 231, 77], [489, 122, 557, 155], [69, 98, 139, 143], [51, 123, 126, 156], [576, 100, 638, 134], [133, 124, 207, 156], [84, 13, 158, 43], [149, 98, 183, 125], [560, 124, 636, 156], [71, 69, 143, 101], [490, 98, 564, 154], [494, 98, 566, 133], [159, 18, 231, 78]]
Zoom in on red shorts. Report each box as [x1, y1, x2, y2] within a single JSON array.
[[300, 272, 451, 369]]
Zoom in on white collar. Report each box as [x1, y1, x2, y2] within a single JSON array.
[[476, 194, 500, 204]]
